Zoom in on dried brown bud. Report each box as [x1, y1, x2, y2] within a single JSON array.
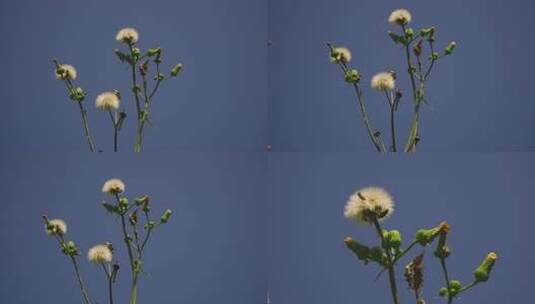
[[405, 253, 425, 292]]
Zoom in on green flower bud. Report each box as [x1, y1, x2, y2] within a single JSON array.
[[62, 240, 79, 256], [119, 197, 128, 213], [383, 230, 402, 249], [69, 87, 86, 102], [155, 73, 165, 81], [344, 236, 370, 264], [160, 209, 172, 223], [434, 228, 450, 259], [388, 31, 403, 44], [135, 195, 150, 206], [405, 27, 414, 41], [444, 41, 457, 56], [430, 52, 440, 61], [419, 27, 435, 37], [419, 27, 436, 42], [114, 48, 128, 63], [170, 63, 183, 77], [132, 47, 141, 60], [102, 202, 119, 214], [344, 69, 360, 83], [369, 246, 387, 266], [144, 220, 156, 230], [474, 252, 497, 282], [416, 221, 449, 246], [147, 47, 162, 57], [439, 287, 448, 297], [449, 280, 461, 291]]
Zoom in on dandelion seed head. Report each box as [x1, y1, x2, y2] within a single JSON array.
[[45, 219, 67, 236], [95, 92, 120, 111], [330, 47, 352, 63], [88, 244, 113, 264], [389, 9, 412, 26], [371, 72, 395, 91], [344, 187, 394, 224], [55, 64, 77, 80], [116, 27, 139, 44], [102, 178, 125, 194]]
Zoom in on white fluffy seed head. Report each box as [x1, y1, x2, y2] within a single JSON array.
[[371, 72, 395, 91], [331, 47, 352, 63], [116, 27, 139, 44], [95, 92, 120, 111], [88, 244, 113, 264], [344, 187, 394, 224], [55, 64, 77, 80], [45, 219, 67, 236], [102, 178, 125, 194], [389, 9, 412, 26]]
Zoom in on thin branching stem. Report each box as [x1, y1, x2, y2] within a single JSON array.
[[326, 43, 386, 152], [54, 59, 96, 152], [440, 258, 453, 304], [372, 217, 401, 304], [70, 255, 92, 304], [400, 25, 421, 153]]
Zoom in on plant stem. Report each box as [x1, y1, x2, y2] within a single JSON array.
[[440, 258, 453, 304], [130, 276, 138, 304], [77, 102, 96, 152], [372, 217, 401, 304], [400, 25, 420, 153], [108, 110, 118, 152], [102, 264, 114, 304], [385, 91, 397, 152], [70, 256, 92, 304], [326, 43, 385, 152]]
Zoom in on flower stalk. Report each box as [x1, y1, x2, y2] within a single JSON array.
[[53, 59, 96, 152]]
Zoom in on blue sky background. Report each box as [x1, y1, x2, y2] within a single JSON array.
[[0, 0, 268, 152], [268, 153, 529, 303], [0, 152, 267, 303], [269, 0, 535, 151]]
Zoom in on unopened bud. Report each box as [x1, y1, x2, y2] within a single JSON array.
[[344, 236, 370, 263], [474, 252, 497, 282], [170, 63, 183, 77], [160, 209, 172, 223], [444, 41, 457, 56], [344, 69, 360, 83]]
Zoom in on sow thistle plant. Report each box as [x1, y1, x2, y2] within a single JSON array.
[[343, 187, 497, 304], [43, 178, 173, 304], [54, 27, 183, 152], [328, 9, 456, 152]]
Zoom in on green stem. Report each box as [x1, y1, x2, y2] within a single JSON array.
[[70, 256, 92, 304], [372, 217, 401, 304], [108, 110, 118, 152], [440, 258, 453, 304], [457, 281, 478, 294], [130, 276, 138, 304], [77, 101, 96, 152], [385, 91, 397, 152], [102, 264, 114, 304], [401, 25, 420, 153], [326, 43, 385, 152]]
